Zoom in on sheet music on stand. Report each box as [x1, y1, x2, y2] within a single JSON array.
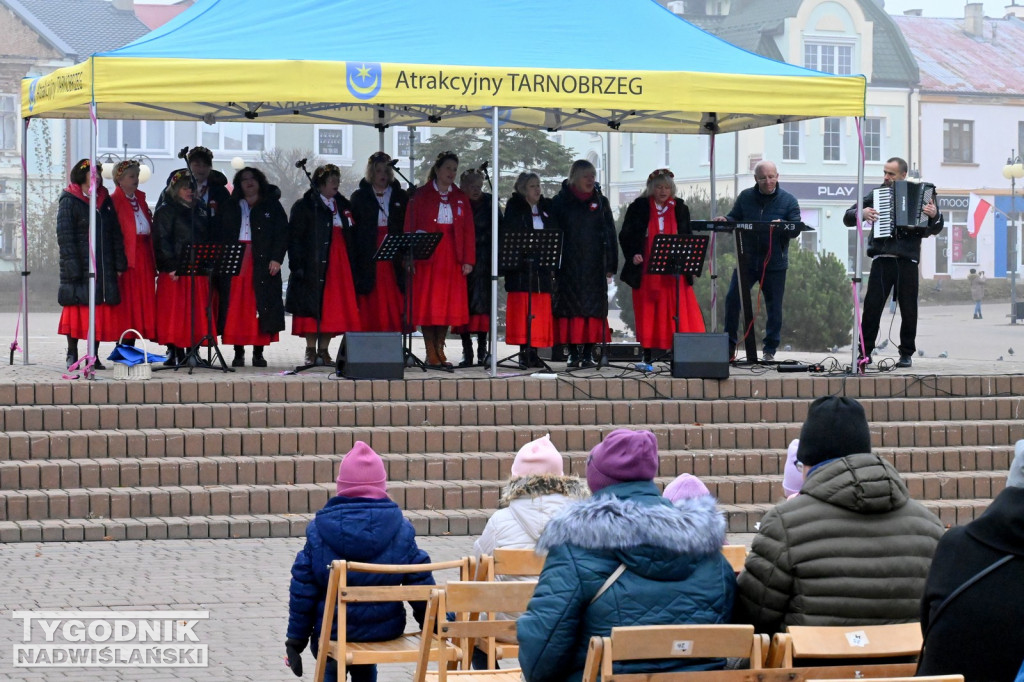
[[375, 232, 443, 262], [177, 242, 245, 278], [646, 234, 709, 277], [498, 229, 562, 271]]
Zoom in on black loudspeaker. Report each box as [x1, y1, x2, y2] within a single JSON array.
[[672, 333, 730, 379], [592, 343, 643, 361], [336, 332, 404, 380]]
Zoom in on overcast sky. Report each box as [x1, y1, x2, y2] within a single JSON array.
[[881, 0, 1019, 17]]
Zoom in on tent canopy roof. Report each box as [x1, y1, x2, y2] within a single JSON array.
[[21, 0, 865, 134]]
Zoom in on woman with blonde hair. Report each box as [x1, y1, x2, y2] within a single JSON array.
[[403, 151, 475, 368]]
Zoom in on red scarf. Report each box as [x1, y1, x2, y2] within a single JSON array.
[[111, 187, 152, 269], [570, 185, 593, 202], [65, 182, 109, 205], [646, 197, 678, 250]]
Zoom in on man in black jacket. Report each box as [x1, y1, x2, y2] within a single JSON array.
[[844, 157, 943, 368]]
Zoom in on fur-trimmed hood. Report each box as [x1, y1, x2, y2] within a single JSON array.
[[538, 482, 726, 578], [500, 474, 589, 507]]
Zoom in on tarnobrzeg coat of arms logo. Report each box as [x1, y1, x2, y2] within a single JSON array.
[[346, 63, 382, 100]]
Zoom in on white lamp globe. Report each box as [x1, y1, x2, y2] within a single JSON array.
[[231, 156, 246, 171], [138, 164, 152, 183]]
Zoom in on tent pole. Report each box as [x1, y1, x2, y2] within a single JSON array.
[[88, 104, 98, 373], [852, 117, 865, 373], [20, 118, 30, 364], [488, 107, 499, 377], [708, 129, 717, 332]]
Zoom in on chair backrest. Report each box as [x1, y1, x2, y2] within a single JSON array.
[[721, 545, 748, 573], [478, 548, 546, 580], [769, 623, 923, 668], [414, 580, 536, 681], [581, 624, 762, 682], [806, 677, 963, 682]]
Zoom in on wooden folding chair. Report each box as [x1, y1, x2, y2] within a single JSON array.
[[766, 622, 923, 669], [313, 557, 474, 682], [581, 624, 763, 682], [476, 547, 546, 581], [721, 544, 748, 574], [413, 580, 537, 682]]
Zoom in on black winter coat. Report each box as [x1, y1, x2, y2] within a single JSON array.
[[152, 196, 210, 273], [501, 192, 560, 294], [466, 193, 498, 315], [285, 189, 355, 319], [619, 195, 693, 289], [917, 486, 1024, 682], [218, 187, 289, 336], [550, 181, 618, 318], [56, 189, 127, 307], [348, 179, 408, 296]]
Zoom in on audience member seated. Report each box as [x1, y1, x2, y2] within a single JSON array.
[[917, 441, 1024, 682], [517, 429, 736, 682], [782, 438, 802, 500], [285, 442, 435, 682], [733, 396, 944, 635], [662, 472, 711, 504]]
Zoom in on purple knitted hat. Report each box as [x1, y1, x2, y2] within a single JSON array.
[[586, 429, 659, 493]]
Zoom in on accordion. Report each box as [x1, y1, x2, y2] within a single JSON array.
[[872, 180, 936, 239]]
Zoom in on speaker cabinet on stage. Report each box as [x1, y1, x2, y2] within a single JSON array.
[[336, 332, 404, 380], [593, 343, 643, 362], [672, 333, 729, 379]]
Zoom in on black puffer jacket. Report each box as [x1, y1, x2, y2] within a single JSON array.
[[348, 179, 409, 295], [550, 181, 617, 318], [734, 452, 945, 634], [501, 192, 560, 294], [56, 189, 126, 306], [618, 195, 693, 289], [466, 193, 498, 315], [152, 195, 210, 273], [219, 187, 289, 335], [285, 189, 355, 319]]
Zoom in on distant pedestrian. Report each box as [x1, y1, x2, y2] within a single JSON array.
[[968, 268, 985, 319]]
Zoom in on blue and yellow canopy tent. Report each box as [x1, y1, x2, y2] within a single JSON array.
[[19, 0, 867, 374]]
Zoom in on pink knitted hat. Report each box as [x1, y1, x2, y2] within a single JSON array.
[[663, 473, 711, 503], [782, 439, 803, 497], [336, 441, 388, 499], [511, 434, 563, 477]]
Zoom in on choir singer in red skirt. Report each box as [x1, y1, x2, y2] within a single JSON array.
[[403, 151, 475, 368], [285, 164, 361, 367], [619, 168, 705, 365], [219, 167, 288, 367], [109, 160, 157, 347]]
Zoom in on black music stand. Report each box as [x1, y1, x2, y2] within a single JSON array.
[[645, 233, 709, 364], [375, 232, 444, 372], [496, 229, 562, 372], [158, 242, 244, 374]]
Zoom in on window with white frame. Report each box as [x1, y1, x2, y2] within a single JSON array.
[[823, 118, 842, 162], [782, 122, 801, 161], [622, 133, 635, 170], [99, 120, 170, 154], [198, 122, 271, 154], [863, 117, 883, 162], [0, 95, 16, 152], [943, 120, 973, 163], [804, 42, 853, 75], [798, 209, 818, 252], [1, 202, 17, 259], [314, 124, 354, 165]]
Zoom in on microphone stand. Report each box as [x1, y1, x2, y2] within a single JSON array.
[[479, 163, 493, 192], [292, 160, 327, 374], [391, 164, 417, 193]]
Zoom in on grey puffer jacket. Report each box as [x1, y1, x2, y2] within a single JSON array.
[[734, 452, 945, 634]]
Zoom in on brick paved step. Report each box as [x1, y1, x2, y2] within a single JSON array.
[[3, 418, 1021, 462], [0, 496, 997, 543], [3, 374, 1023, 408], [4, 395, 1024, 433], [1, 446, 1013, 492]]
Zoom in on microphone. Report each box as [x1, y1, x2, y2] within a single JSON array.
[[479, 161, 488, 171], [294, 158, 308, 169], [177, 146, 190, 160], [387, 158, 400, 168]]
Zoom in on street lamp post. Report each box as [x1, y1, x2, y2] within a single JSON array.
[[1004, 151, 1024, 324]]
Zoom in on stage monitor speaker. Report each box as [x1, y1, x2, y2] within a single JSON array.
[[593, 343, 643, 361], [336, 332, 404, 380], [672, 333, 730, 379]]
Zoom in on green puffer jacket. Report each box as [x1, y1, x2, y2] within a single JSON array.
[[517, 480, 736, 682], [734, 452, 945, 634]]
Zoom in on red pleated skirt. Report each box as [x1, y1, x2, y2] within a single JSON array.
[[504, 293, 553, 346], [155, 272, 213, 347], [452, 314, 490, 335], [411, 223, 468, 327], [111, 233, 158, 341], [292, 225, 361, 336], [222, 243, 278, 346], [555, 316, 609, 344], [358, 225, 405, 332], [58, 303, 123, 342], [633, 275, 705, 349]]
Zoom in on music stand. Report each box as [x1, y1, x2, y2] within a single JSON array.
[[496, 229, 562, 372], [158, 242, 244, 374], [645, 233, 709, 364], [375, 232, 444, 372]]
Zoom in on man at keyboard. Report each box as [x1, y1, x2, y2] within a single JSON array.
[[844, 157, 943, 368], [716, 160, 801, 362]]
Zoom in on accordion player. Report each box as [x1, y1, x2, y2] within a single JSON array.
[[871, 180, 937, 239]]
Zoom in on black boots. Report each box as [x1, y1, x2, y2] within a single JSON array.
[[232, 345, 245, 367], [66, 337, 79, 369], [458, 334, 475, 368], [458, 332, 490, 368], [580, 343, 596, 369], [252, 346, 267, 367], [476, 332, 490, 366]]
